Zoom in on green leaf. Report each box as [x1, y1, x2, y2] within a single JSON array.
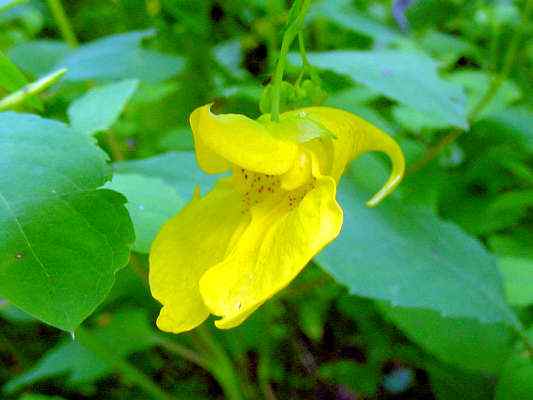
[[316, 156, 518, 327], [213, 40, 248, 80], [427, 361, 494, 400], [498, 257, 533, 306], [113, 151, 218, 200], [0, 0, 28, 14], [326, 93, 396, 134], [56, 30, 184, 83], [309, 0, 402, 46], [104, 173, 184, 254], [8, 40, 71, 77], [303, 50, 468, 129], [392, 104, 451, 132], [380, 304, 514, 374], [0, 302, 35, 323], [0, 112, 134, 331], [3, 309, 156, 394], [68, 79, 139, 136]]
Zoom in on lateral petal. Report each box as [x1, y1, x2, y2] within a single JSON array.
[[149, 179, 250, 333], [199, 170, 343, 329]]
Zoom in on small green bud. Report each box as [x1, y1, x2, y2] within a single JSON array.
[[259, 81, 298, 114], [296, 79, 327, 106]]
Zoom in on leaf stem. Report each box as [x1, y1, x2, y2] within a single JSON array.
[[0, 68, 66, 112], [270, 0, 312, 122], [46, 0, 78, 48], [408, 0, 532, 175], [75, 326, 174, 400]]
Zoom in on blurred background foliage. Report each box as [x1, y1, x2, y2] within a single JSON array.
[[0, 0, 532, 399]]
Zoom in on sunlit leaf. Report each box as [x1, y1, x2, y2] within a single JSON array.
[[0, 113, 134, 331]]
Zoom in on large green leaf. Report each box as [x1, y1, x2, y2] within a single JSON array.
[[316, 156, 518, 327], [0, 113, 134, 331], [68, 79, 139, 136], [426, 362, 493, 400], [301, 50, 468, 129], [380, 304, 514, 374], [56, 30, 184, 83], [8, 40, 71, 77]]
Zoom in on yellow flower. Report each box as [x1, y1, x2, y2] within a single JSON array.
[[149, 104, 405, 333]]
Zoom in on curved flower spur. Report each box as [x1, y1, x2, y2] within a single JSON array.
[[149, 104, 405, 334]]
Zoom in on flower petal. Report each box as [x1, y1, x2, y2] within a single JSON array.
[[301, 107, 405, 206], [199, 169, 343, 329], [149, 179, 249, 333], [190, 104, 299, 175], [190, 107, 229, 174]]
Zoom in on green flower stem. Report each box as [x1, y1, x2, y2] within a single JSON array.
[[75, 326, 174, 400], [266, 0, 283, 71], [46, 0, 78, 48], [270, 0, 312, 122], [408, 0, 532, 175], [195, 325, 245, 400]]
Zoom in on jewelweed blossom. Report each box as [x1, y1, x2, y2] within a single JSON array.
[[149, 104, 405, 333]]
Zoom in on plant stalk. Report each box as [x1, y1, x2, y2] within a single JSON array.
[[46, 0, 78, 48], [270, 0, 312, 122]]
